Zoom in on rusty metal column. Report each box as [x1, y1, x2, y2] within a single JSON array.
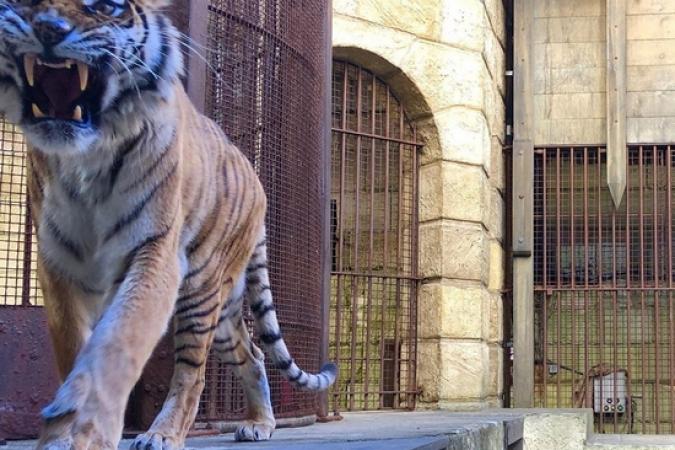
[[318, 0, 333, 420]]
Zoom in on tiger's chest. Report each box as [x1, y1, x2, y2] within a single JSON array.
[[35, 162, 165, 294]]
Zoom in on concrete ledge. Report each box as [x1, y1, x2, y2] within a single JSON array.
[[587, 434, 675, 449]]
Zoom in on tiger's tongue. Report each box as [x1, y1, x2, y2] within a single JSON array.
[[36, 68, 81, 119]]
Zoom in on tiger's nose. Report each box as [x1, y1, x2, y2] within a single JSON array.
[[33, 13, 73, 47]]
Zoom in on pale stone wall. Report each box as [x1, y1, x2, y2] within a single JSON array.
[[333, 0, 506, 409], [534, 0, 675, 145]]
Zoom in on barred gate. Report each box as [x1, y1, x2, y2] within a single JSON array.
[[534, 145, 675, 434], [328, 61, 421, 412]]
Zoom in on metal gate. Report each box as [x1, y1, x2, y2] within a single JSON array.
[[328, 61, 421, 412], [534, 145, 675, 434]]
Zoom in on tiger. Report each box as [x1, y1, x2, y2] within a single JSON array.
[[0, 0, 336, 449]]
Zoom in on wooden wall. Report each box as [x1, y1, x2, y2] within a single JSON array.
[[533, 0, 675, 145]]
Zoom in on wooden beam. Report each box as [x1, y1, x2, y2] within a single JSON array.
[[512, 0, 535, 408], [186, 0, 208, 114], [607, 0, 627, 207]]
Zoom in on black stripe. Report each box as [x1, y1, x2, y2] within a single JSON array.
[[115, 222, 174, 285], [145, 15, 170, 89], [246, 274, 261, 284], [122, 133, 172, 194], [213, 336, 232, 345], [288, 371, 304, 383], [212, 340, 240, 353], [102, 127, 147, 201], [175, 287, 220, 315], [260, 332, 282, 345], [246, 263, 267, 273], [253, 304, 275, 319], [175, 356, 204, 368], [185, 159, 243, 279], [128, 224, 173, 259], [276, 359, 293, 371], [174, 323, 217, 336], [175, 343, 202, 353], [44, 216, 84, 261], [60, 179, 82, 202], [222, 359, 247, 366], [176, 300, 220, 320], [104, 161, 177, 242], [186, 189, 222, 256]]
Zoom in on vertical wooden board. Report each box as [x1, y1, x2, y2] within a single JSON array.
[[513, 0, 535, 408], [607, 0, 627, 207], [513, 258, 534, 408]]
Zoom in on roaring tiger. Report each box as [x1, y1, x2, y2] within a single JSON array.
[[0, 0, 336, 449]]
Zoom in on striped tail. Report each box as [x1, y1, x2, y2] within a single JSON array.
[[245, 235, 337, 391]]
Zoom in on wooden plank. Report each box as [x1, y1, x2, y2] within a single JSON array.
[[535, 0, 605, 19], [627, 0, 675, 15], [628, 64, 675, 90], [513, 257, 534, 408], [513, 0, 535, 408], [535, 42, 606, 68], [534, 16, 606, 43], [186, 0, 209, 114], [627, 91, 675, 117], [628, 39, 675, 66], [534, 67, 606, 94], [628, 117, 675, 142], [607, 0, 627, 207], [535, 93, 606, 119], [627, 14, 675, 39], [535, 118, 606, 146]]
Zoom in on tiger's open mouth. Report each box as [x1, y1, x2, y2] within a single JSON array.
[[21, 54, 103, 125]]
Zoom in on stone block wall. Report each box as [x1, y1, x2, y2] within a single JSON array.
[[333, 0, 507, 409]]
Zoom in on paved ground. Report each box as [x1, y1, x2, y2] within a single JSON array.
[[1, 411, 524, 450]]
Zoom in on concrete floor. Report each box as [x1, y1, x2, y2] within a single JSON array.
[[1, 411, 524, 450]]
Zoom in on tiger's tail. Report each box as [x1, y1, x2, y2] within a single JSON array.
[[244, 235, 337, 391]]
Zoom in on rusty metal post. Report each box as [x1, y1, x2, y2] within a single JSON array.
[[318, 0, 333, 420]]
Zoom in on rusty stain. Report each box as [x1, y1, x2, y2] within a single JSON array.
[[0, 307, 59, 440]]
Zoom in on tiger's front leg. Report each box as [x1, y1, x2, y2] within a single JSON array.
[[130, 264, 234, 450], [37, 232, 182, 450]]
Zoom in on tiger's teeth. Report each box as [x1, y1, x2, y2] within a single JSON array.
[[32, 103, 45, 118], [72, 105, 83, 122], [65, 59, 72, 69], [77, 62, 88, 91], [24, 54, 35, 87]]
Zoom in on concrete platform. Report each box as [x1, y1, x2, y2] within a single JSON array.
[[1, 411, 524, 450]]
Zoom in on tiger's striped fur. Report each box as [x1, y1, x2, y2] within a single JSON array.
[[0, 1, 335, 449]]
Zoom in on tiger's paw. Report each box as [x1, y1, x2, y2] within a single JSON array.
[[41, 372, 91, 422], [37, 415, 116, 450], [131, 432, 184, 450], [234, 421, 275, 441]]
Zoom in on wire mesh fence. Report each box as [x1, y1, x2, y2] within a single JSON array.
[[0, 116, 41, 307], [534, 145, 675, 434], [195, 0, 329, 422]]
